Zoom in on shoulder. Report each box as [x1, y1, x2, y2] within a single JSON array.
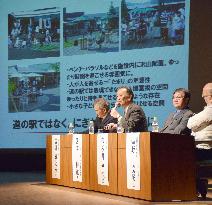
[[197, 106, 212, 119], [130, 103, 141, 109], [205, 105, 212, 113], [184, 109, 193, 116], [167, 112, 175, 118], [94, 117, 101, 123], [188, 107, 212, 122], [187, 107, 211, 128], [130, 103, 144, 112], [130, 104, 146, 117]]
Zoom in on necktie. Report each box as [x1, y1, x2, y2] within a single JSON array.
[[124, 107, 128, 117], [173, 110, 181, 118]]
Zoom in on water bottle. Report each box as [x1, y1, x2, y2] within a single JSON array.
[[152, 117, 159, 132], [68, 122, 74, 134], [117, 120, 124, 133], [88, 120, 94, 134]]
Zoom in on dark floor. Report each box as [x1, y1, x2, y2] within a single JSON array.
[[0, 172, 212, 205]]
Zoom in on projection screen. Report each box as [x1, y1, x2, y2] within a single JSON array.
[[0, 0, 190, 148]]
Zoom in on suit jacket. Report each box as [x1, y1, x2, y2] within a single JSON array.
[[120, 103, 148, 132], [160, 108, 193, 135], [94, 111, 117, 133]]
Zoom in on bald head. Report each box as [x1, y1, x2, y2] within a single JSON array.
[[202, 83, 212, 105], [203, 83, 212, 92]]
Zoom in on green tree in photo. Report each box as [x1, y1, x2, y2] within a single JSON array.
[[8, 79, 18, 112], [51, 62, 60, 86], [107, 1, 119, 30], [121, 0, 130, 24]]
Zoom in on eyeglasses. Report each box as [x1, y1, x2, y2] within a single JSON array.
[[172, 96, 184, 100]]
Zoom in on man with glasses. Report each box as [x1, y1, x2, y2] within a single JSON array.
[[160, 88, 193, 135]]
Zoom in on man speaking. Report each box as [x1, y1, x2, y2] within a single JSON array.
[[107, 86, 148, 133]]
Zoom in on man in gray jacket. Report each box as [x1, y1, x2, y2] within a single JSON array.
[[106, 86, 148, 133], [160, 88, 193, 135]]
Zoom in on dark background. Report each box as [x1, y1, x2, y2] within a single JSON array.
[[189, 0, 212, 112]]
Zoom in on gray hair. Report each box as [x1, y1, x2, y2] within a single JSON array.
[[93, 98, 110, 111]]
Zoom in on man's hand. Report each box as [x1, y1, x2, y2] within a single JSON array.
[[104, 123, 117, 131], [110, 108, 120, 118]]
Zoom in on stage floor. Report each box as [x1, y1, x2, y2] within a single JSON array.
[[0, 172, 211, 205]]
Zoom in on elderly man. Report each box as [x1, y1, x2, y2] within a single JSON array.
[[92, 97, 117, 133], [187, 83, 212, 199], [160, 88, 193, 135], [187, 83, 212, 149], [107, 86, 148, 133]]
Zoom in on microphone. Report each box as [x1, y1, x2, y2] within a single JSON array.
[[113, 102, 120, 110], [111, 102, 121, 119]]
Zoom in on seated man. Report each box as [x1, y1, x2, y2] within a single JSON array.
[[187, 83, 212, 152], [160, 88, 193, 135], [187, 83, 212, 199], [107, 86, 148, 133], [88, 97, 117, 133]]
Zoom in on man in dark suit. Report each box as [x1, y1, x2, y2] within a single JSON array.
[[107, 86, 148, 132], [92, 98, 117, 133], [160, 88, 193, 135]]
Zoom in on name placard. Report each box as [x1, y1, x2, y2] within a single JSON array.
[[126, 132, 140, 190], [52, 135, 60, 179], [97, 133, 109, 186], [72, 134, 83, 182]]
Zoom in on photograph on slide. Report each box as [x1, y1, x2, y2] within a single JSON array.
[[8, 7, 60, 60]]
